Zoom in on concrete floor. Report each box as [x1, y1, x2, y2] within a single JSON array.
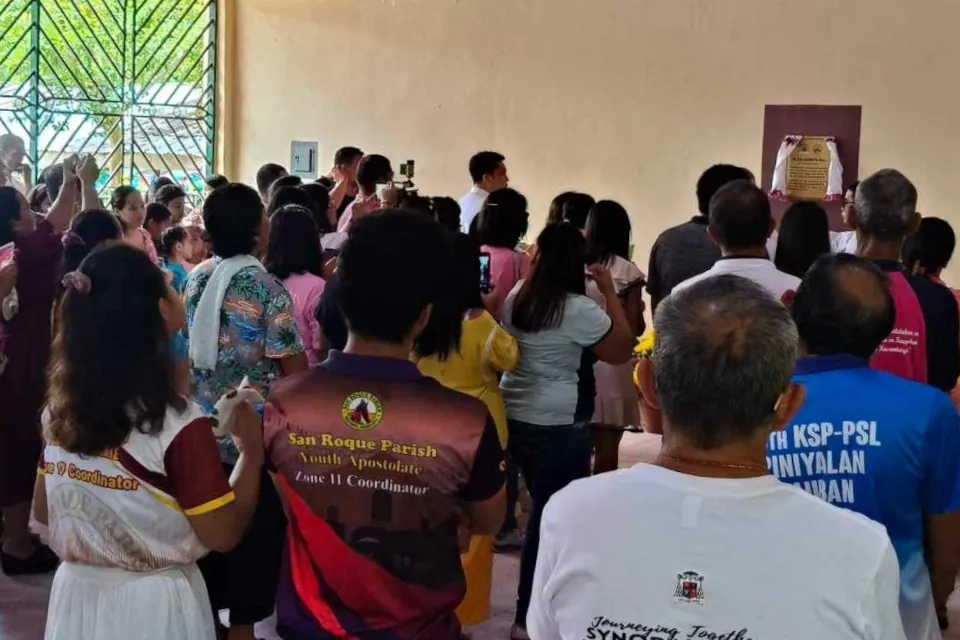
[[4, 433, 959, 639]]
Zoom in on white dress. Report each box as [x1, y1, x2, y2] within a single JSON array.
[[591, 255, 645, 427], [41, 402, 235, 640]]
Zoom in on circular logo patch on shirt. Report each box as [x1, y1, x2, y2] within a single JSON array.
[[342, 392, 384, 431]]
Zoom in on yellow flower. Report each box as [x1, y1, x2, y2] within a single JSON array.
[[633, 331, 656, 360]]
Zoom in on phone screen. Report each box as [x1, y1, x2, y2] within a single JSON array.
[[479, 253, 492, 294]]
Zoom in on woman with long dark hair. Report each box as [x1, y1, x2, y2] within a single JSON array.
[[774, 202, 831, 279], [38, 244, 262, 639], [265, 205, 326, 366], [501, 222, 634, 640], [111, 185, 159, 264], [416, 233, 519, 625], [584, 200, 646, 473], [154, 184, 187, 224]]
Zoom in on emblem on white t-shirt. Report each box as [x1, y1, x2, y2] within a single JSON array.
[[674, 571, 705, 605]]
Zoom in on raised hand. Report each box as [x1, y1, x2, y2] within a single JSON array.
[[78, 154, 100, 184]]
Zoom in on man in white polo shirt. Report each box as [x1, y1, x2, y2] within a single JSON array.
[[673, 179, 800, 301], [459, 151, 508, 233]]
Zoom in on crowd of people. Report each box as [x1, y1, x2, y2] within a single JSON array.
[[1, 125, 960, 640]]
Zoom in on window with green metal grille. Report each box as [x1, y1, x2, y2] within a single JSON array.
[[0, 0, 217, 207]]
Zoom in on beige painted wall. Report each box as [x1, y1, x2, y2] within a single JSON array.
[[229, 0, 960, 280]]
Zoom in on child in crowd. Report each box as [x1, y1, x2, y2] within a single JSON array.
[[159, 226, 192, 295], [416, 233, 519, 626], [38, 243, 263, 640], [265, 205, 326, 366], [155, 184, 187, 224], [111, 186, 159, 264], [144, 202, 173, 249], [180, 212, 209, 267]]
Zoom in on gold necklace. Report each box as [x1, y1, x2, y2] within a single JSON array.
[[657, 454, 768, 474]]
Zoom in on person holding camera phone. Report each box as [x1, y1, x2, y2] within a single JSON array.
[[325, 146, 364, 223], [336, 154, 395, 234]]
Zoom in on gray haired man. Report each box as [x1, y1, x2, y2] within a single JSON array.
[[527, 275, 906, 640], [854, 169, 959, 391]]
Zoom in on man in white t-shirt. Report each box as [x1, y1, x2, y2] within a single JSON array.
[[0, 134, 30, 196], [459, 151, 508, 233], [672, 180, 800, 301], [528, 275, 906, 640]]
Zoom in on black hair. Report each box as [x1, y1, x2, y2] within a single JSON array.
[[339, 210, 454, 346], [334, 146, 364, 167], [708, 179, 772, 249], [792, 253, 895, 360], [159, 225, 187, 260], [468, 151, 505, 184], [562, 192, 596, 231], [46, 244, 183, 456], [431, 196, 461, 234], [268, 175, 303, 199], [27, 183, 49, 213], [148, 176, 175, 202], [398, 195, 434, 219], [512, 222, 587, 333], [454, 233, 484, 312], [203, 183, 264, 258], [110, 185, 145, 234], [205, 174, 229, 191], [265, 205, 322, 280], [413, 233, 477, 361], [110, 185, 139, 211], [0, 186, 25, 246], [145, 202, 172, 227], [61, 208, 122, 278], [548, 191, 578, 225], [267, 185, 318, 218], [902, 217, 957, 276], [356, 155, 393, 193], [696, 164, 754, 215], [585, 200, 632, 265], [154, 184, 186, 207], [774, 202, 831, 279], [299, 183, 333, 233], [42, 164, 69, 201], [256, 163, 288, 197], [476, 188, 529, 249]]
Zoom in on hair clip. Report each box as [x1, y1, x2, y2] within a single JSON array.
[[61, 271, 92, 295], [62, 231, 86, 249]]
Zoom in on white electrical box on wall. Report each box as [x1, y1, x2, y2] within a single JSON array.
[[290, 141, 318, 180]]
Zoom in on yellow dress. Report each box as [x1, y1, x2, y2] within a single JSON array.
[[416, 310, 518, 625]]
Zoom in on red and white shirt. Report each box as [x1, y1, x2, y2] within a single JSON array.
[[40, 401, 233, 571]]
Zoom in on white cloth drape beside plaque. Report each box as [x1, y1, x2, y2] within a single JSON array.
[[769, 135, 844, 202]]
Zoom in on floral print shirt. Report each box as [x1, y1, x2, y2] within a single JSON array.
[[185, 257, 304, 463]]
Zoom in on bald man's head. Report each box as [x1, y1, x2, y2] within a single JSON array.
[[654, 275, 798, 449], [792, 254, 895, 360]]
